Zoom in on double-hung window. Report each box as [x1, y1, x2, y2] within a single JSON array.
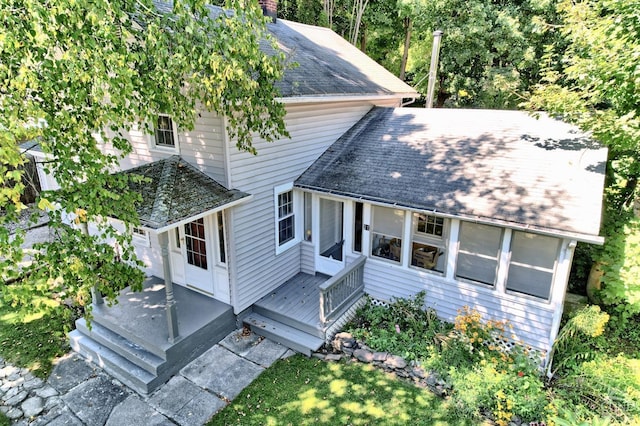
[[152, 114, 178, 151], [456, 222, 502, 286], [506, 231, 560, 300], [411, 213, 447, 272], [274, 183, 300, 254], [278, 190, 295, 245]]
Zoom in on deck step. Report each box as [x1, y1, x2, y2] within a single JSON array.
[[69, 329, 164, 395], [75, 318, 166, 375], [244, 313, 325, 356]]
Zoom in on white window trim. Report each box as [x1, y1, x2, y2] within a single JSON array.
[[409, 212, 449, 275], [455, 222, 504, 288], [131, 226, 151, 248], [149, 114, 180, 154], [503, 231, 561, 303], [274, 183, 302, 255]]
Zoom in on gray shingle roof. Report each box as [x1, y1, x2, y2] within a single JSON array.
[[266, 20, 417, 98], [295, 107, 607, 240], [152, 1, 416, 99], [120, 156, 250, 229]]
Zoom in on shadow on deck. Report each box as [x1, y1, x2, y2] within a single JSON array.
[[69, 276, 235, 395]]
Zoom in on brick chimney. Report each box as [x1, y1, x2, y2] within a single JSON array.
[[258, 0, 277, 23]]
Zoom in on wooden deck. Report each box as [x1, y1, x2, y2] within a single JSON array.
[[253, 272, 330, 333]]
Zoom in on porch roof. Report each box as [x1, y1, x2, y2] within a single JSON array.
[[295, 107, 608, 243], [119, 155, 250, 229]]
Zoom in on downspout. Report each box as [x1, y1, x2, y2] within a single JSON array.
[[425, 30, 443, 109]]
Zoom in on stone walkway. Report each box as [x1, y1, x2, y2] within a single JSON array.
[[1, 330, 293, 425]]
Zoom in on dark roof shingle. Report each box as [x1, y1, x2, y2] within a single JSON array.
[[121, 156, 250, 229], [295, 107, 607, 240]]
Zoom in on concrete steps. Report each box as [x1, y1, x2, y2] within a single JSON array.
[[69, 329, 164, 395], [243, 313, 325, 356], [75, 318, 166, 375]]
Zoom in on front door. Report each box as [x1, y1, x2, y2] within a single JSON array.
[[183, 218, 214, 294], [316, 198, 345, 275]]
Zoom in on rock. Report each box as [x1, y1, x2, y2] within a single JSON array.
[[23, 377, 45, 391], [411, 367, 427, 379], [4, 389, 28, 406], [0, 365, 19, 379], [332, 332, 357, 352], [384, 355, 407, 369], [372, 352, 388, 362], [22, 396, 44, 417], [5, 406, 24, 420], [311, 353, 326, 360], [354, 349, 374, 363], [325, 354, 343, 362], [34, 385, 58, 399]]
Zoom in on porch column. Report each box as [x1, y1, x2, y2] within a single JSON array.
[[158, 231, 179, 343]]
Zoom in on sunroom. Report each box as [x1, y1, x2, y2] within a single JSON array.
[[294, 107, 608, 356]]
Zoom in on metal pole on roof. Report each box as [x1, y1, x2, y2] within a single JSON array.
[[425, 30, 443, 109]]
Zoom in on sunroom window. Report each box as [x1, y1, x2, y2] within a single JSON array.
[[411, 213, 447, 273], [456, 222, 502, 286], [371, 206, 404, 263], [506, 231, 560, 300]]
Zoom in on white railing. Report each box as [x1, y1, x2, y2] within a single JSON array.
[[319, 255, 366, 324]]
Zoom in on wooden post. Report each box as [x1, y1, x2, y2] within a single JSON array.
[[158, 231, 179, 343]]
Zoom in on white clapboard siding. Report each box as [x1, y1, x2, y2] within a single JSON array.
[[228, 101, 376, 312], [363, 259, 556, 352], [103, 111, 227, 184], [300, 241, 315, 275]]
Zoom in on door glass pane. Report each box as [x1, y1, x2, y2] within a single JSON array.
[[217, 211, 226, 264], [319, 199, 343, 261], [354, 202, 363, 253], [185, 218, 207, 270]]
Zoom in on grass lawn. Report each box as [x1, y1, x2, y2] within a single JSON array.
[[208, 354, 479, 426], [0, 296, 76, 378]]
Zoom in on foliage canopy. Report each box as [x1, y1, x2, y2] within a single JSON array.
[[1, 0, 288, 313]]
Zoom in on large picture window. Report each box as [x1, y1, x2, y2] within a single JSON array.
[[456, 222, 502, 286], [370, 206, 404, 263], [411, 213, 447, 273], [506, 231, 560, 300]]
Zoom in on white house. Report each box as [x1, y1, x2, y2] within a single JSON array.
[[30, 1, 607, 394]]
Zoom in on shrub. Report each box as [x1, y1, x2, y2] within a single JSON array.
[[553, 354, 640, 424], [550, 305, 610, 374], [347, 292, 450, 361]]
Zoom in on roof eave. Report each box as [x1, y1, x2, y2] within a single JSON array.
[[141, 193, 253, 233], [294, 184, 604, 245], [278, 93, 418, 104]]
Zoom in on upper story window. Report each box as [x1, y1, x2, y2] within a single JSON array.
[[506, 231, 560, 300], [131, 226, 150, 247], [370, 206, 404, 263], [152, 114, 179, 151], [456, 222, 503, 287], [411, 213, 447, 273]]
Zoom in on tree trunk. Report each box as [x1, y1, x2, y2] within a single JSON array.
[[399, 17, 411, 80], [350, 0, 369, 46]]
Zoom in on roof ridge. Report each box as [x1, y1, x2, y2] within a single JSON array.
[[147, 155, 180, 227]]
